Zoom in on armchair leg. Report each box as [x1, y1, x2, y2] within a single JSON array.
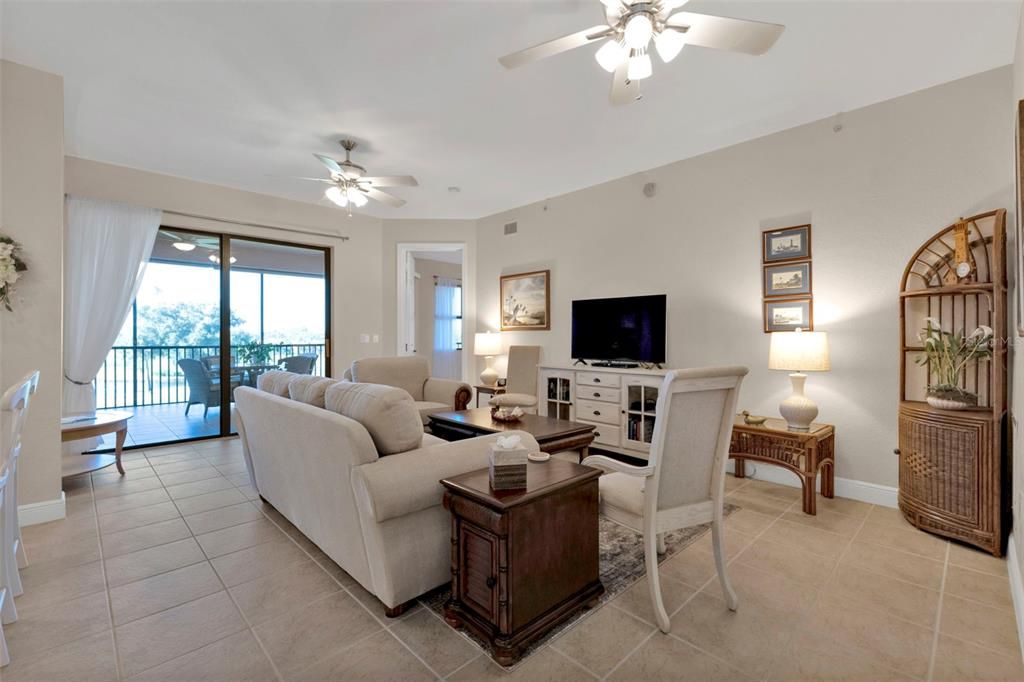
[[711, 518, 738, 611], [656, 533, 666, 555], [644, 531, 671, 633], [203, 405, 209, 419], [185, 402, 191, 416]]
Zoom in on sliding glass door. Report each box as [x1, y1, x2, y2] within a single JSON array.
[[226, 236, 330, 435], [92, 228, 330, 449]]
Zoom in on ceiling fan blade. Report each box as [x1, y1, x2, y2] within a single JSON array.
[[609, 59, 640, 106], [666, 11, 784, 56], [285, 176, 335, 184], [313, 153, 343, 175], [363, 187, 406, 208], [499, 25, 612, 69], [359, 175, 419, 187]]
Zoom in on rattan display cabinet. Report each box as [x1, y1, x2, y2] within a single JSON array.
[[897, 209, 1008, 556]]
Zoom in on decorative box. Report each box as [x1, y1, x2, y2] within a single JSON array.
[[489, 435, 528, 490]]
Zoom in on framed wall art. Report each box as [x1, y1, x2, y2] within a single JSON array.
[[763, 224, 811, 263], [764, 297, 813, 333], [500, 269, 550, 331], [763, 260, 811, 298]]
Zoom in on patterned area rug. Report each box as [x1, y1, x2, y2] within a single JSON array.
[[422, 503, 738, 669]]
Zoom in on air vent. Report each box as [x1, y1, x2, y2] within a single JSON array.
[[504, 221, 518, 235]]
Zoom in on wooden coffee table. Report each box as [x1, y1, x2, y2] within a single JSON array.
[[441, 459, 604, 666], [428, 408, 596, 462]]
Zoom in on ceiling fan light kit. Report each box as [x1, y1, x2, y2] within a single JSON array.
[[500, 0, 785, 105], [299, 139, 418, 216]]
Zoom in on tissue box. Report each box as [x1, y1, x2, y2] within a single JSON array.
[[489, 436, 528, 491]]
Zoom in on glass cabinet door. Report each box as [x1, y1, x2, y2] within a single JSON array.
[[623, 379, 659, 451], [543, 373, 574, 421]]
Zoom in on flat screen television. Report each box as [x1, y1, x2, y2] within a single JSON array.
[[571, 294, 667, 363]]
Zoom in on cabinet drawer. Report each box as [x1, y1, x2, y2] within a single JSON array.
[[576, 398, 619, 425], [577, 372, 620, 388], [576, 385, 620, 403], [578, 420, 621, 447]]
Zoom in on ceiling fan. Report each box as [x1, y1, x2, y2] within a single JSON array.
[[295, 140, 418, 215], [499, 0, 785, 105]]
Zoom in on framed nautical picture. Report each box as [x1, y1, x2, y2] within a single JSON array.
[[763, 225, 811, 263], [500, 269, 550, 331], [763, 260, 812, 298], [764, 297, 813, 333]]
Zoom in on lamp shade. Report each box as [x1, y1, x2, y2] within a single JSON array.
[[769, 330, 830, 372], [474, 332, 502, 357]]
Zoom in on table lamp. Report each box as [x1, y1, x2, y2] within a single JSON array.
[[474, 332, 503, 387], [768, 328, 830, 432]]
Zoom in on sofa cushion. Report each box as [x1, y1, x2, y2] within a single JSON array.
[[414, 401, 450, 426], [324, 382, 423, 455], [257, 370, 298, 397], [350, 356, 429, 401], [288, 376, 340, 408]]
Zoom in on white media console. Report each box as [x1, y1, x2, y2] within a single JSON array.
[[536, 364, 671, 461]]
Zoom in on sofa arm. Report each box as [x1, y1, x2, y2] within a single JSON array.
[[352, 431, 540, 522], [423, 377, 472, 410]]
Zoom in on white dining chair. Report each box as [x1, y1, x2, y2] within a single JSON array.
[[10, 372, 38, 578], [1, 372, 36, 602], [0, 375, 32, 666], [582, 365, 748, 633]]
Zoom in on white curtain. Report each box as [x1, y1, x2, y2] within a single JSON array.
[[433, 277, 461, 380], [63, 196, 161, 421]]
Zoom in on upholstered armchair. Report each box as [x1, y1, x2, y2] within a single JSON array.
[[344, 356, 472, 425], [582, 365, 748, 633], [487, 345, 540, 414]]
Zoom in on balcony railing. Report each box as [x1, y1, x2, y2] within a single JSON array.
[[95, 343, 326, 409]]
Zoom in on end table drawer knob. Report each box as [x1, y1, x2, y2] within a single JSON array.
[[486, 576, 496, 589]]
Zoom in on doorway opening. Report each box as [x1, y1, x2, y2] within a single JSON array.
[[396, 243, 467, 382]]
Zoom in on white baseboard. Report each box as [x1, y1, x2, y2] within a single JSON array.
[[726, 461, 898, 508], [1007, 534, 1024, 664], [18, 492, 66, 526]]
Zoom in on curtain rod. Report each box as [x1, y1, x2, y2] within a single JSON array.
[[161, 209, 349, 242], [64, 195, 350, 242]]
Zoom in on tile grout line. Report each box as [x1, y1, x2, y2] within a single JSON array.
[[926, 542, 951, 682], [600, 491, 802, 681], [88, 470, 127, 681]]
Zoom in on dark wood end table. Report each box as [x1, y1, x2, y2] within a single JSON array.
[[441, 459, 604, 666], [428, 408, 596, 462], [729, 415, 835, 515]]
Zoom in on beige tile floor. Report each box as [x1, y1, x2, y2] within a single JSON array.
[[3, 438, 1022, 681]]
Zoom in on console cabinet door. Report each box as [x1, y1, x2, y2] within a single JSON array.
[[622, 376, 661, 452], [539, 369, 575, 421], [458, 524, 500, 623]]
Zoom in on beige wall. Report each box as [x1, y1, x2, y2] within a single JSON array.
[[413, 257, 462, 377], [64, 157, 386, 374], [1, 61, 65, 509], [1009, 0, 1024, 616], [475, 67, 1014, 489]]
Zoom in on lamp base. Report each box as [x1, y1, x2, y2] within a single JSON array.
[[779, 372, 818, 432], [479, 357, 499, 388]]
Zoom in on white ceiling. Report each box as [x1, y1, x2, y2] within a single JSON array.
[[2, 1, 1018, 219]]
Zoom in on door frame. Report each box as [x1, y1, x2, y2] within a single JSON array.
[[396, 242, 469, 382]]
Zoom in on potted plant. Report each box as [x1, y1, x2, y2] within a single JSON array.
[[237, 341, 273, 366], [915, 317, 993, 409]]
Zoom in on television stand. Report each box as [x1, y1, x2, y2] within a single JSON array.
[[590, 361, 640, 369]]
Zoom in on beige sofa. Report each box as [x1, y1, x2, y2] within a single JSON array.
[[235, 370, 537, 614], [343, 356, 472, 425]]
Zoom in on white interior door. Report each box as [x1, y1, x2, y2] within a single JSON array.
[[399, 250, 416, 356]]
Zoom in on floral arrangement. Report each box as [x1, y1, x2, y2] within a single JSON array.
[[915, 317, 993, 405], [0, 235, 27, 312]]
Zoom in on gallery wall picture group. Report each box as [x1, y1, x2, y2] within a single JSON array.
[[762, 224, 813, 332], [500, 269, 551, 331]]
